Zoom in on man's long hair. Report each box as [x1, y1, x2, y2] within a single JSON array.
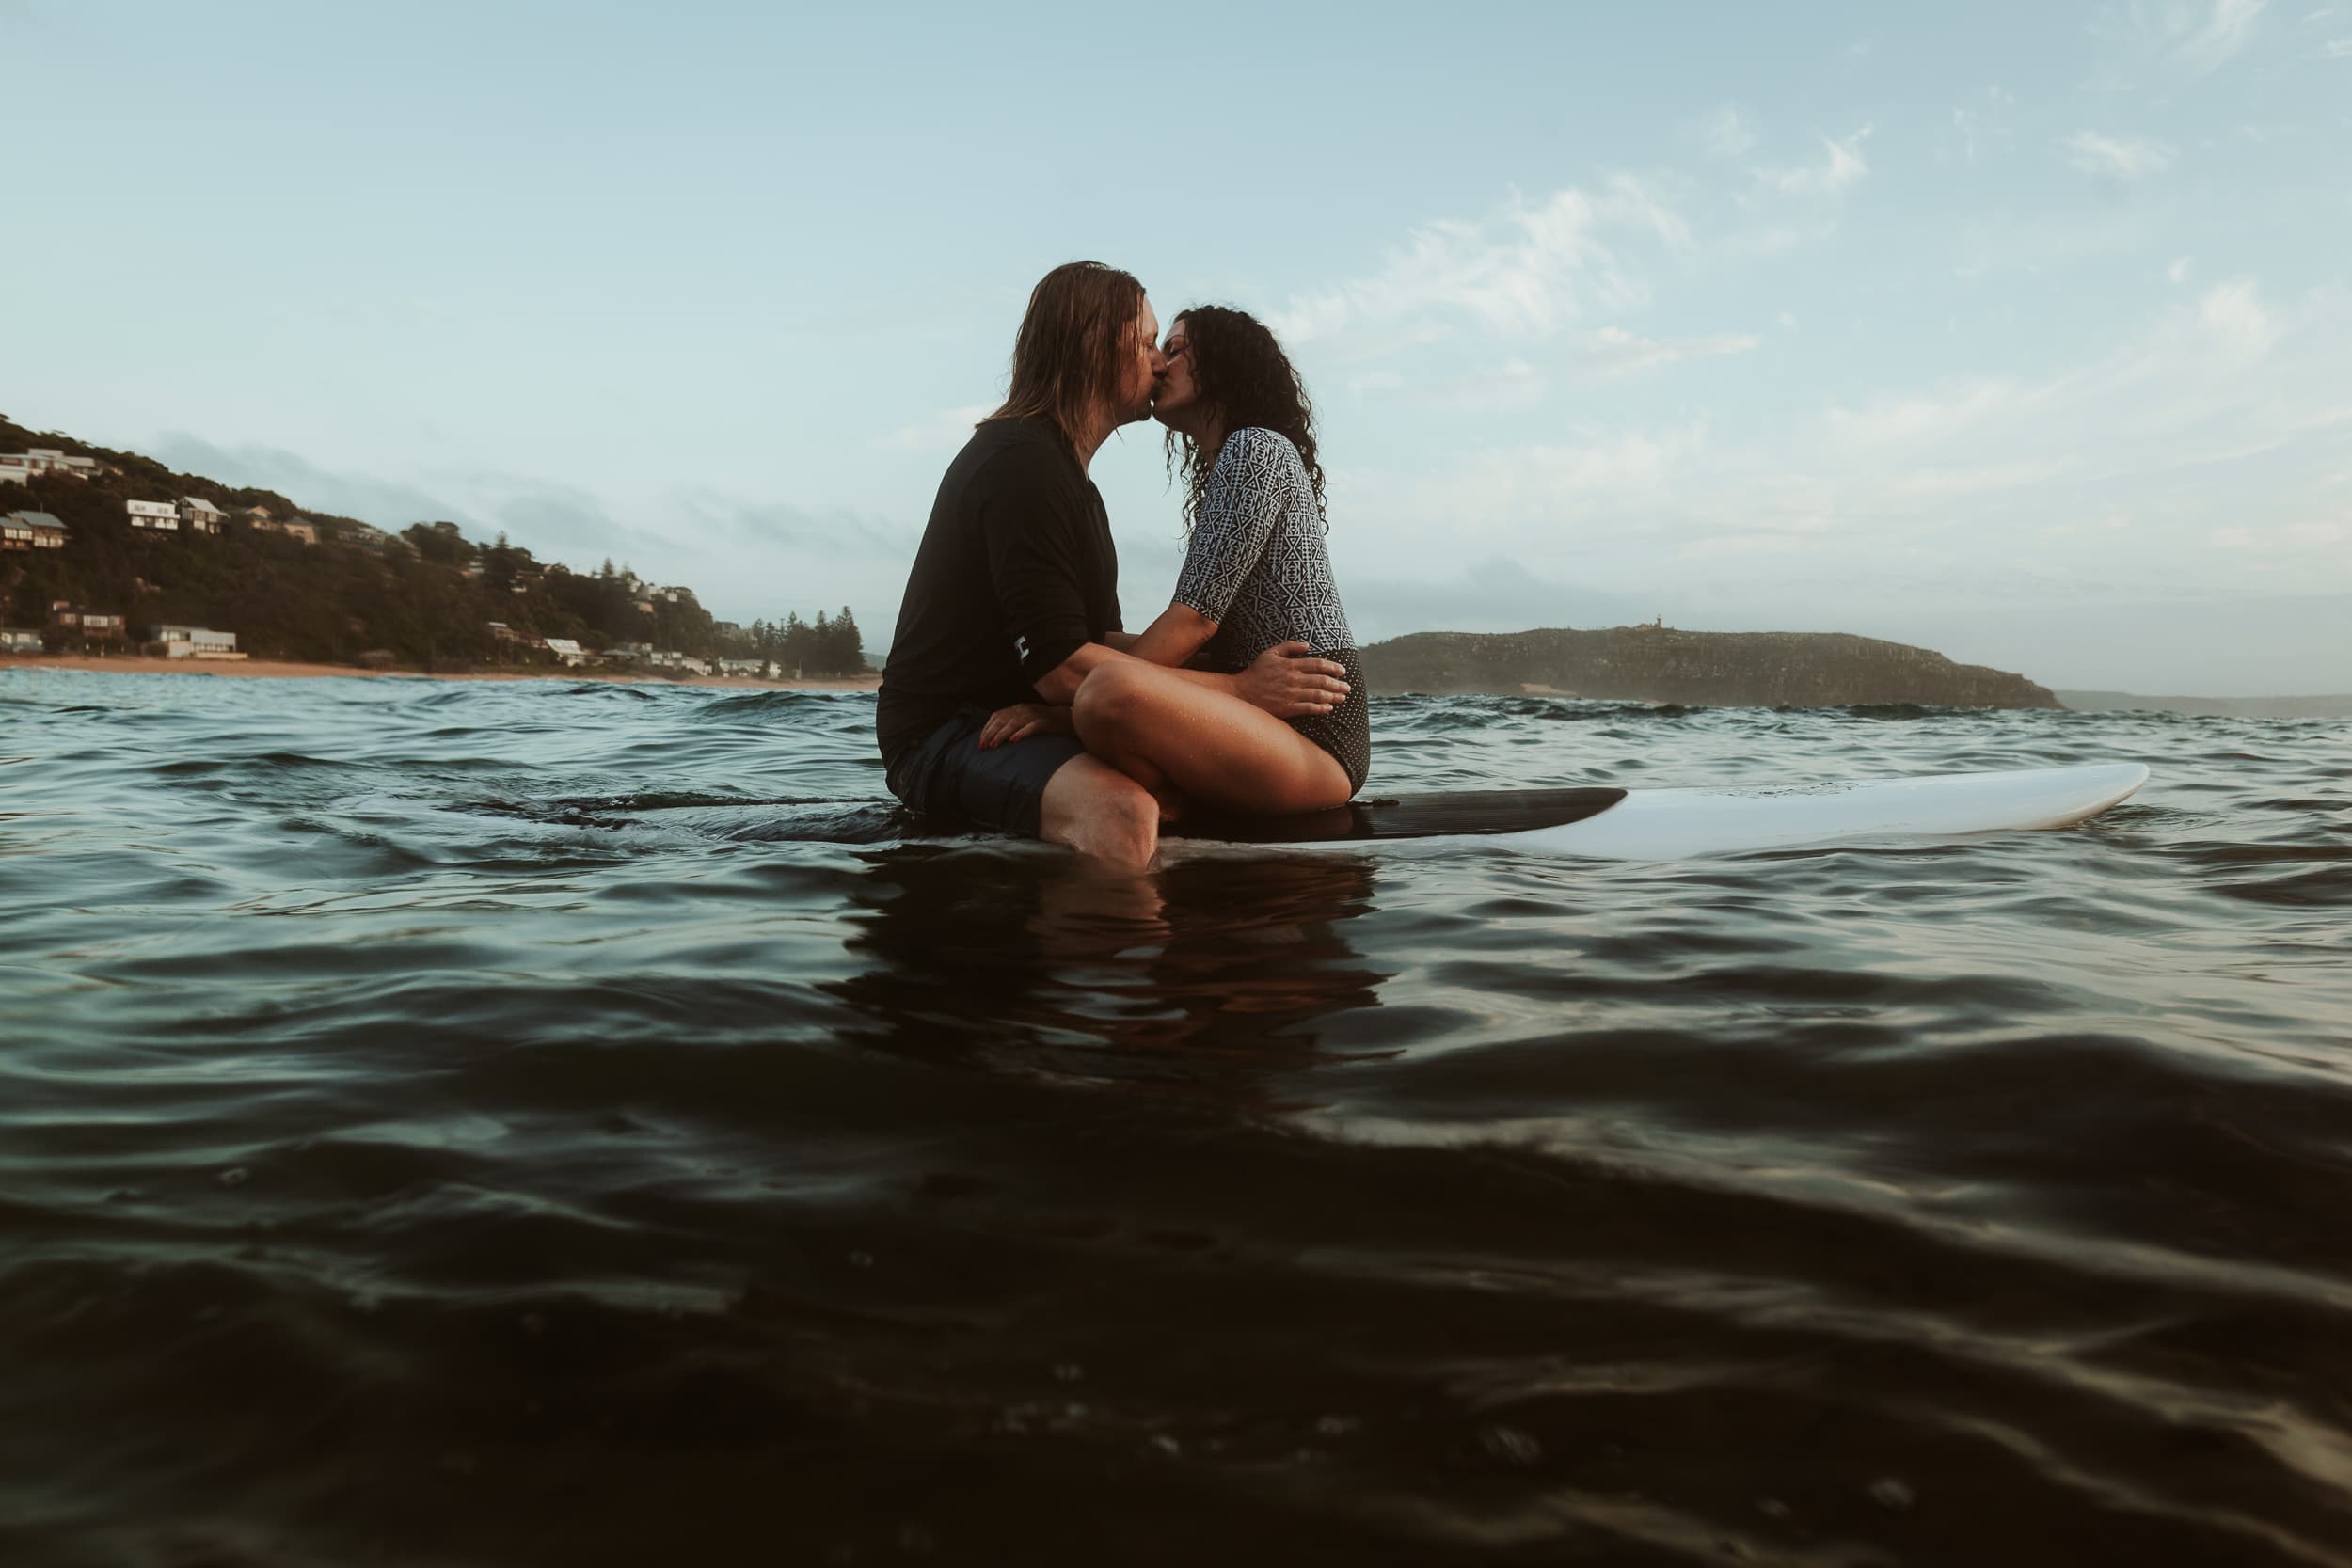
[[983, 261, 1147, 451], [1163, 304, 1327, 531]]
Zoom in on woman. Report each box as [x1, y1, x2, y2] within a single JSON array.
[[979, 305, 1370, 816]]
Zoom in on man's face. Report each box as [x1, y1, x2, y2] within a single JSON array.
[[1115, 299, 1166, 425]]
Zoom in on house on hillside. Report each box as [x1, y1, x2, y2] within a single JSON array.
[[179, 497, 225, 534], [243, 507, 319, 544], [127, 499, 180, 531], [50, 602, 126, 638], [0, 449, 104, 481], [154, 625, 243, 659], [1, 628, 42, 653], [1, 511, 68, 550], [541, 637, 589, 667]]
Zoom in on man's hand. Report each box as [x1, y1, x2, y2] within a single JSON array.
[[1233, 641, 1351, 718], [978, 702, 1073, 749]]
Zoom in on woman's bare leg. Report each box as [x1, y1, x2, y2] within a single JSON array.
[[1072, 661, 1351, 815]]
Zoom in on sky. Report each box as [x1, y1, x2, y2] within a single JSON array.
[[7, 0, 2349, 694]]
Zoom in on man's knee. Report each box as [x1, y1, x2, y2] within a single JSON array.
[[1041, 758, 1159, 864]]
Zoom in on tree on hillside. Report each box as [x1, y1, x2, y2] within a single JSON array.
[[401, 520, 476, 569]]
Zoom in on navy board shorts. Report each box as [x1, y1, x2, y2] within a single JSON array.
[[883, 705, 1087, 839]]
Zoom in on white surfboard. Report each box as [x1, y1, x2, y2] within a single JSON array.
[[1164, 762, 2150, 861]]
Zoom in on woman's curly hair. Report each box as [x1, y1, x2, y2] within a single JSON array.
[[1163, 305, 1327, 532]]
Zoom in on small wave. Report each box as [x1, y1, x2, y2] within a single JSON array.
[[697, 689, 839, 721], [1832, 702, 1947, 720]]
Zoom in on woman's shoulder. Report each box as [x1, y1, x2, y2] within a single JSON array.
[[1214, 426, 1309, 483], [1222, 425, 1301, 461]]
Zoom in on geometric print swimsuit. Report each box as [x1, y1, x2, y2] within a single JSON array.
[[1171, 426, 1371, 793]]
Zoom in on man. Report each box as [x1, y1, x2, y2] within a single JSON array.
[[877, 261, 1349, 866]]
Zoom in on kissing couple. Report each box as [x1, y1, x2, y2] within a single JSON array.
[[877, 261, 1369, 868]]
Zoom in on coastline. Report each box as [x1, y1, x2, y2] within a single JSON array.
[[6, 655, 882, 693]]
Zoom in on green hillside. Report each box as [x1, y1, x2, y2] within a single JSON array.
[[1361, 626, 2060, 709], [0, 415, 866, 674]]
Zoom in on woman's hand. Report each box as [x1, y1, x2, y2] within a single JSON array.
[[1233, 641, 1352, 718], [977, 702, 1073, 749]]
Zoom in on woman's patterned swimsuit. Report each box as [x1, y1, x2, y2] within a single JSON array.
[[1171, 426, 1371, 794]]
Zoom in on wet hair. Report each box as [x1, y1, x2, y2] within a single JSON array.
[[983, 261, 1148, 452], [1162, 305, 1327, 531]]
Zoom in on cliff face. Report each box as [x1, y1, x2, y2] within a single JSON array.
[[1361, 628, 2060, 709]]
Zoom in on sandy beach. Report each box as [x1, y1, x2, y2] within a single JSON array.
[[7, 655, 882, 693]]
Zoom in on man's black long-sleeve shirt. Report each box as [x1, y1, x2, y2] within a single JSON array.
[[876, 417, 1122, 768]]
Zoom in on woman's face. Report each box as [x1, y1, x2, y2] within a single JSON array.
[[1152, 317, 1200, 426]]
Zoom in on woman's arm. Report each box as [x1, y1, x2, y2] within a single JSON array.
[[1123, 601, 1217, 668]]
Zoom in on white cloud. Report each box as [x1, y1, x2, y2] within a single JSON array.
[[2198, 278, 2280, 356], [1568, 325, 1760, 374], [1759, 127, 1873, 196], [1323, 276, 2352, 689], [2208, 520, 2343, 547], [1441, 359, 1549, 412], [1400, 422, 1708, 524], [1882, 460, 2075, 500], [2320, 34, 2352, 53], [1778, 310, 1800, 330], [2168, 256, 2194, 283], [2100, 0, 2270, 75], [2065, 130, 2176, 178], [1345, 368, 1406, 398], [1675, 530, 1827, 561], [1822, 378, 2023, 450], [1273, 178, 1690, 345], [2175, 0, 2270, 72], [1951, 87, 2016, 163], [1697, 103, 1756, 159]]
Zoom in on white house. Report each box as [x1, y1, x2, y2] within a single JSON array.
[[127, 499, 180, 531], [155, 626, 242, 659], [179, 497, 226, 534], [541, 637, 589, 667], [1, 511, 68, 550], [0, 449, 103, 480]]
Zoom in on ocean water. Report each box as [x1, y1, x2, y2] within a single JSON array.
[[3, 668, 2348, 1567]]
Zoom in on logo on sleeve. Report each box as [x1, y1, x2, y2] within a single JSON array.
[[1013, 634, 1030, 660]]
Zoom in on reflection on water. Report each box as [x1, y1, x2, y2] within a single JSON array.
[[831, 848, 1389, 1110], [2, 669, 2349, 1566]]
